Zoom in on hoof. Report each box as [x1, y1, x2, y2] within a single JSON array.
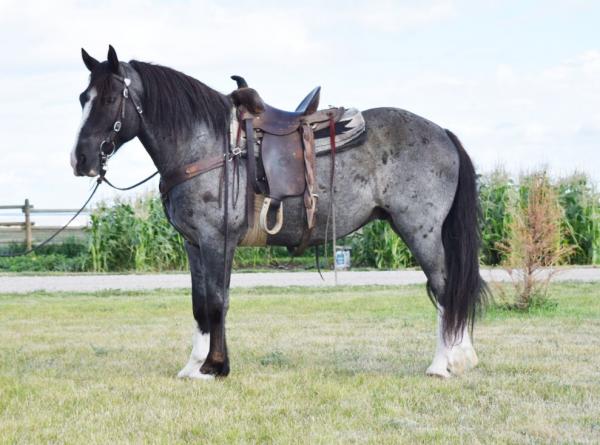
[[462, 345, 479, 370], [177, 361, 201, 378], [177, 364, 215, 380], [447, 347, 467, 376], [201, 357, 230, 377], [446, 345, 478, 376], [187, 368, 216, 380], [177, 358, 206, 379], [426, 365, 451, 379]]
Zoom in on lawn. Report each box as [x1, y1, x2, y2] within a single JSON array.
[[1, 283, 599, 444]]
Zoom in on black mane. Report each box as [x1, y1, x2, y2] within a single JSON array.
[[128, 60, 231, 137]]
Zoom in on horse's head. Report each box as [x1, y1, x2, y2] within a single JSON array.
[[71, 45, 143, 177]]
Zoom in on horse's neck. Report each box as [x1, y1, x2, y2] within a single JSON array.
[[137, 121, 225, 176]]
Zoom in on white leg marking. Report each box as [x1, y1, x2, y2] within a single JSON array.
[[426, 309, 479, 378], [177, 329, 211, 379], [70, 88, 97, 173], [426, 310, 452, 378]]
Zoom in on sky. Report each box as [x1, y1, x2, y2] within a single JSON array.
[[0, 0, 599, 224]]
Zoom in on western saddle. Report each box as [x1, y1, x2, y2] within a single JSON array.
[[230, 76, 345, 241]]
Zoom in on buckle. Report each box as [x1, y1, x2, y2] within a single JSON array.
[[228, 146, 242, 160], [113, 121, 122, 132]]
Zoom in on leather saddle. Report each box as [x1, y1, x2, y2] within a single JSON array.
[[230, 76, 345, 237]]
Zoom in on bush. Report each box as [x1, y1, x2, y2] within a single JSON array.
[[496, 171, 573, 310], [0, 253, 87, 272], [0, 237, 89, 272]]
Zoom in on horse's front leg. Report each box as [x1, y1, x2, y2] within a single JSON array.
[[199, 236, 236, 378], [177, 241, 212, 379]]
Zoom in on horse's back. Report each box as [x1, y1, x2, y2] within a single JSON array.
[[359, 106, 460, 198]]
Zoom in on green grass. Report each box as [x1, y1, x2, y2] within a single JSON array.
[[1, 283, 599, 444]]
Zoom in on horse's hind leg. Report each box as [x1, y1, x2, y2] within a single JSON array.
[[428, 307, 478, 378], [177, 241, 213, 380], [388, 219, 478, 378]]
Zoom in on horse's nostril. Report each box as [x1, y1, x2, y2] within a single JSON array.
[[78, 153, 86, 165]]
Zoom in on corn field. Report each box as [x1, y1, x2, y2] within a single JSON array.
[[84, 170, 598, 271], [1, 171, 598, 272]]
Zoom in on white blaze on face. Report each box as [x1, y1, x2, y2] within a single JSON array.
[[70, 88, 97, 173]]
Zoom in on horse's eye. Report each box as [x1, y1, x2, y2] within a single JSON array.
[[103, 97, 116, 105]]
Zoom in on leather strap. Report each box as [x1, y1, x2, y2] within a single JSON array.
[[301, 122, 317, 229], [291, 113, 337, 257], [328, 113, 337, 270], [244, 118, 260, 194], [159, 155, 225, 196]]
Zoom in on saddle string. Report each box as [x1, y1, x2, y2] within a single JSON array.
[[322, 114, 338, 270], [329, 115, 338, 280]]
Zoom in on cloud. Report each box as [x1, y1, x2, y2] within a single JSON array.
[[346, 0, 457, 32]]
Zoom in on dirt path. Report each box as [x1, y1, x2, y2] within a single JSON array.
[[1, 268, 598, 293]]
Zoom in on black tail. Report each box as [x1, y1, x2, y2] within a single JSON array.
[[439, 129, 488, 340]]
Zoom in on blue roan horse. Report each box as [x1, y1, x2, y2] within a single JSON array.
[[71, 46, 487, 380]]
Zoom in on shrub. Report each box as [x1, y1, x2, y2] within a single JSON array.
[[497, 172, 573, 310]]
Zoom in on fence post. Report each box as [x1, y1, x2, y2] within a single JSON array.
[[24, 199, 32, 250]]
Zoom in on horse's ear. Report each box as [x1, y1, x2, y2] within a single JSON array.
[[81, 48, 99, 72], [107, 44, 120, 74]]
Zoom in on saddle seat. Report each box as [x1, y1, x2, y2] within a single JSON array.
[[235, 86, 321, 136]]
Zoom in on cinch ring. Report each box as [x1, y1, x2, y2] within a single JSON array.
[[100, 140, 116, 157]]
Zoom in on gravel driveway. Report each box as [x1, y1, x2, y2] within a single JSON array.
[[1, 268, 598, 293]]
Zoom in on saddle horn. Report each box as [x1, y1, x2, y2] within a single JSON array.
[[231, 75, 248, 89]]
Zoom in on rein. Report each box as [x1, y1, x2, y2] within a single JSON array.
[[1, 71, 158, 258], [0, 169, 159, 258], [0, 182, 101, 258], [3, 69, 235, 260]]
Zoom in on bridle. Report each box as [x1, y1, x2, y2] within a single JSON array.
[[91, 70, 160, 191], [98, 71, 145, 175]]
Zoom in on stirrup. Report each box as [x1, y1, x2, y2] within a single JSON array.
[[259, 197, 284, 235]]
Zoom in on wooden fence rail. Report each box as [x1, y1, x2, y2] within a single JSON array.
[[0, 200, 90, 249]]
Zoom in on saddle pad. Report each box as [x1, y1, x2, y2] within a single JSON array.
[[313, 108, 366, 155]]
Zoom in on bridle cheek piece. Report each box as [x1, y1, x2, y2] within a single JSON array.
[[99, 74, 144, 174]]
